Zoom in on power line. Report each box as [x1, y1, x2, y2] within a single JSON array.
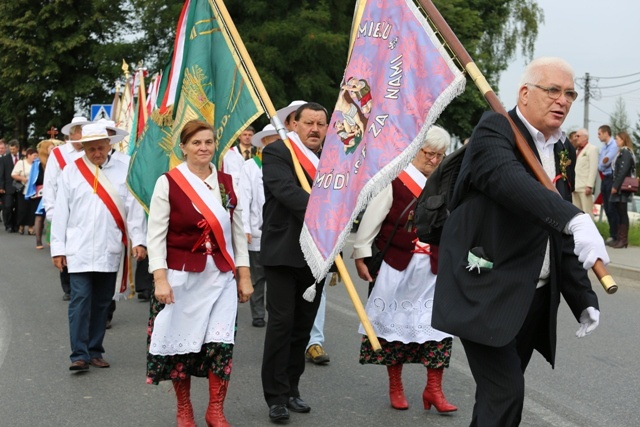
[[592, 71, 640, 80], [598, 78, 640, 90], [589, 101, 610, 116], [600, 86, 640, 98]]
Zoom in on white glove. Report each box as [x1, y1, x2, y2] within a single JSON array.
[[566, 214, 610, 269], [576, 307, 600, 338]]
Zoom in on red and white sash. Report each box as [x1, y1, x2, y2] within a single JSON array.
[[167, 162, 236, 274], [398, 163, 431, 255], [75, 156, 130, 299], [398, 163, 426, 198], [52, 146, 68, 170], [286, 131, 318, 178]]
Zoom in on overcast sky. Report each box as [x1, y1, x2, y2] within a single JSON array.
[[497, 0, 640, 136]]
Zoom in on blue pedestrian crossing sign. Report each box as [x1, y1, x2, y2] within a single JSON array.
[[91, 104, 112, 121]]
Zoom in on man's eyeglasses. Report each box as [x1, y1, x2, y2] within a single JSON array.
[[527, 83, 578, 103], [421, 149, 445, 161]]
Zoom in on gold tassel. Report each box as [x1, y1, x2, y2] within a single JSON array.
[[329, 272, 341, 286], [93, 165, 99, 193]]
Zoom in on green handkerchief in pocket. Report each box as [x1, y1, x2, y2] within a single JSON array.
[[466, 247, 493, 274]]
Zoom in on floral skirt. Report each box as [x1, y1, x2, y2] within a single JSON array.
[[146, 295, 235, 385], [359, 335, 452, 368]]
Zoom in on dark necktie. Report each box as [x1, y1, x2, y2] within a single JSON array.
[[244, 149, 251, 160], [13, 155, 18, 165]]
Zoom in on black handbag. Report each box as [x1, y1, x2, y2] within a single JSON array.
[[12, 180, 25, 192], [364, 199, 416, 281], [11, 160, 26, 192]]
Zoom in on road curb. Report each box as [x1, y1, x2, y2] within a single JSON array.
[[607, 263, 640, 285]]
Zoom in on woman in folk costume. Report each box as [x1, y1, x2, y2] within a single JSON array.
[[352, 125, 457, 412], [146, 120, 253, 427]]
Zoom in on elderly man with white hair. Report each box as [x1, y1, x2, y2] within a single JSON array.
[[352, 125, 457, 413], [51, 123, 147, 371], [572, 128, 600, 218]]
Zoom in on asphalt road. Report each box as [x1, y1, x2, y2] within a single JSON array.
[[0, 231, 638, 427]]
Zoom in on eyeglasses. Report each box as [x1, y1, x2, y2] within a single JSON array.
[[527, 83, 579, 103], [421, 149, 445, 161]]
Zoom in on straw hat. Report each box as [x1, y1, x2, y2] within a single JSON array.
[[251, 124, 278, 148], [61, 116, 91, 136], [275, 100, 306, 126], [71, 123, 124, 145], [96, 118, 130, 137]]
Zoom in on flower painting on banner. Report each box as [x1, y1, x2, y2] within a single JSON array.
[[300, 0, 466, 280]]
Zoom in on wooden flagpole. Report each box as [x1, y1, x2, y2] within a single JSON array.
[[211, 0, 382, 349], [417, 0, 617, 294]]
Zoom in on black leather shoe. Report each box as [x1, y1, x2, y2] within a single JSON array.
[[252, 318, 266, 327], [268, 404, 289, 422], [137, 290, 150, 301], [287, 396, 311, 413]]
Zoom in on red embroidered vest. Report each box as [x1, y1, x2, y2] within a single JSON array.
[[375, 178, 439, 273], [165, 171, 237, 273]]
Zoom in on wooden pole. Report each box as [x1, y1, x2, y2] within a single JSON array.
[[417, 0, 617, 294], [211, 0, 382, 348]]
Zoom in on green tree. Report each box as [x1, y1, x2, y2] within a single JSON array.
[[0, 0, 134, 145], [224, 0, 543, 137], [0, 0, 543, 143], [609, 97, 630, 136]]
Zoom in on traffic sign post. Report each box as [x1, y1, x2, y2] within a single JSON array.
[[91, 104, 113, 121]]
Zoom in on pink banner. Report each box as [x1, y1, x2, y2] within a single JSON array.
[[301, 0, 465, 280]]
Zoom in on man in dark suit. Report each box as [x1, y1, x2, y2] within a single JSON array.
[[432, 57, 608, 426], [260, 102, 329, 422], [0, 140, 21, 231]]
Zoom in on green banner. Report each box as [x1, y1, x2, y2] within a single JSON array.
[[127, 0, 264, 212]]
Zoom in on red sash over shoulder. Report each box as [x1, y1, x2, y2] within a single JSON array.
[[75, 157, 129, 296], [167, 163, 236, 275], [286, 131, 318, 179], [52, 146, 67, 170]]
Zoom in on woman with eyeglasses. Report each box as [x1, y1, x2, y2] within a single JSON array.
[[352, 125, 457, 413], [609, 131, 636, 248]]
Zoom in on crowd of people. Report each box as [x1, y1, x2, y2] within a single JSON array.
[[0, 56, 634, 427], [568, 124, 638, 248]]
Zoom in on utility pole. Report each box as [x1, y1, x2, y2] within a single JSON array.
[[583, 72, 590, 131]]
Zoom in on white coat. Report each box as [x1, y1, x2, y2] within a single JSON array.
[[42, 143, 84, 219], [238, 158, 264, 252], [50, 155, 147, 273]]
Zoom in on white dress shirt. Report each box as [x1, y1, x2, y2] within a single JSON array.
[[238, 158, 264, 252], [221, 147, 245, 189]]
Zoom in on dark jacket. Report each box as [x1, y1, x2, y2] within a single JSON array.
[[432, 109, 598, 367], [610, 147, 635, 204], [260, 139, 313, 268]]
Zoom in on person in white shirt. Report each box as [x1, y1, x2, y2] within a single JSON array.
[[239, 124, 279, 327], [222, 142, 246, 188], [43, 116, 88, 301], [51, 123, 147, 372]]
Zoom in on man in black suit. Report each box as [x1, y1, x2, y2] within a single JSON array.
[[432, 57, 608, 426], [260, 102, 328, 422], [0, 140, 21, 231]]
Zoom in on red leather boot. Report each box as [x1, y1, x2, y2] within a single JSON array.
[[172, 377, 196, 427], [205, 372, 230, 427], [423, 367, 457, 412], [387, 365, 409, 410]]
